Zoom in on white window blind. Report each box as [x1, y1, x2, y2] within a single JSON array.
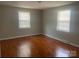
[[18, 11, 30, 28], [57, 10, 71, 32]]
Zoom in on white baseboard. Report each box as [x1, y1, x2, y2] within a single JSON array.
[[44, 34, 79, 48], [1, 33, 79, 48], [0, 33, 42, 41]]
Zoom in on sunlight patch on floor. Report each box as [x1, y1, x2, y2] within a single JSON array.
[[18, 42, 31, 57]]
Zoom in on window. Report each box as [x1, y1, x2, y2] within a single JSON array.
[[57, 10, 71, 32], [18, 11, 30, 28]]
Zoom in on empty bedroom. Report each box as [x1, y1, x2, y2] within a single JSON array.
[[0, 1, 79, 58]]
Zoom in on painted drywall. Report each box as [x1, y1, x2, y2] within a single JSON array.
[[0, 6, 42, 39], [0, 7, 4, 39], [43, 2, 79, 45]]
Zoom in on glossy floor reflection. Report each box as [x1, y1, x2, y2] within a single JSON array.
[[56, 47, 70, 57], [18, 42, 31, 57], [1, 35, 79, 57]]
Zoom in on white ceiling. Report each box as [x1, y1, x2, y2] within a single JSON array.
[[0, 1, 75, 9]]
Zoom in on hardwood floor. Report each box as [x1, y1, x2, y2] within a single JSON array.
[[1, 34, 79, 57]]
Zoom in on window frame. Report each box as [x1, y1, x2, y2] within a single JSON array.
[[57, 10, 71, 32], [18, 11, 31, 29]]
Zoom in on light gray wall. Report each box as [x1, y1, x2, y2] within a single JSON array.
[[43, 2, 79, 45], [0, 7, 4, 38], [0, 6, 42, 39]]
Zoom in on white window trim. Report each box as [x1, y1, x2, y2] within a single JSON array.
[[18, 11, 31, 29], [57, 10, 71, 32]]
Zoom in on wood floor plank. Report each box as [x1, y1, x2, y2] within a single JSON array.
[[1, 34, 79, 57]]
